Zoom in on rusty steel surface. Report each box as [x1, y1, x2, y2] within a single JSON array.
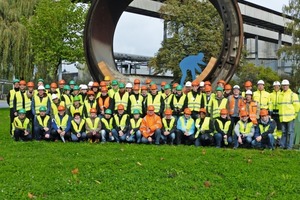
[[84, 0, 243, 84]]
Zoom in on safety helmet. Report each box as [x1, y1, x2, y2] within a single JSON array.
[[18, 108, 26, 114], [281, 79, 290, 85], [185, 81, 192, 87], [217, 80, 226, 85], [199, 108, 206, 114], [147, 105, 155, 111], [38, 85, 45, 90], [51, 94, 58, 100], [39, 106, 47, 112], [205, 85, 212, 92], [132, 109, 140, 115], [176, 85, 183, 91], [164, 84, 171, 90], [38, 78, 44, 83], [134, 79, 140, 84], [73, 85, 80, 90], [100, 81, 106, 87], [165, 109, 173, 115], [245, 90, 253, 95], [204, 81, 211, 86], [240, 110, 248, 117], [92, 82, 99, 87], [88, 81, 94, 87], [58, 105, 65, 111], [244, 81, 252, 87], [220, 109, 228, 115], [27, 82, 34, 87], [50, 82, 58, 88], [104, 76, 111, 81], [44, 84, 50, 89], [69, 80, 76, 85], [126, 83, 133, 88], [192, 80, 199, 87], [63, 85, 71, 91], [257, 80, 265, 85], [119, 82, 125, 89], [58, 79, 65, 85], [273, 81, 280, 86], [87, 90, 95, 96], [150, 84, 157, 90], [133, 85, 140, 91], [73, 96, 80, 102], [80, 84, 88, 90], [145, 79, 152, 84], [184, 108, 192, 115], [90, 108, 97, 113], [105, 109, 112, 115], [260, 109, 269, 116], [101, 87, 108, 92], [19, 80, 26, 85], [13, 79, 20, 83], [215, 86, 223, 92], [224, 84, 232, 90], [117, 104, 124, 110], [233, 85, 240, 90], [141, 86, 148, 91], [161, 81, 167, 87]]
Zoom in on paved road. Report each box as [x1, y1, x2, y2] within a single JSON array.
[[0, 100, 9, 108]]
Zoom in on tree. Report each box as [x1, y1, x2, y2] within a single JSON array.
[[0, 0, 38, 80], [26, 0, 88, 81], [149, 0, 223, 82]]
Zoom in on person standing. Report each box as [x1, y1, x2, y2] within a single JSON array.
[[7, 79, 20, 133], [253, 80, 270, 110], [269, 81, 282, 142]]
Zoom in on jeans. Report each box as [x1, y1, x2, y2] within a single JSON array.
[[127, 130, 142, 143], [141, 129, 161, 145], [195, 133, 213, 147], [234, 134, 252, 148], [101, 130, 115, 142], [161, 132, 175, 144], [251, 134, 275, 149], [280, 120, 295, 149], [71, 132, 87, 142], [214, 133, 233, 147]]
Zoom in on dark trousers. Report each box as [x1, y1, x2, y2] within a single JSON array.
[[14, 129, 32, 141], [176, 130, 195, 145]]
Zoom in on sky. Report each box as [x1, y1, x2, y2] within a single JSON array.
[[113, 0, 290, 57]]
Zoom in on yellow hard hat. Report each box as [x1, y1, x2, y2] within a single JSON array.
[[104, 76, 111, 81]]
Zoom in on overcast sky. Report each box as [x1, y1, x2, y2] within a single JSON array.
[[113, 0, 289, 57]]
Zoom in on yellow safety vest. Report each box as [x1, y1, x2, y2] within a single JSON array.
[[187, 92, 201, 111], [54, 114, 69, 130], [269, 91, 280, 113], [101, 117, 114, 131], [13, 117, 30, 130], [147, 93, 162, 113], [62, 94, 72, 109], [162, 117, 175, 131], [84, 100, 97, 117], [195, 117, 211, 132], [114, 114, 129, 129], [179, 116, 194, 131], [164, 93, 173, 111], [114, 92, 129, 110], [253, 90, 270, 110], [259, 119, 276, 134], [9, 89, 17, 108], [238, 120, 253, 134], [69, 104, 84, 117], [129, 94, 143, 114], [36, 115, 50, 127], [172, 94, 186, 110], [34, 95, 49, 115], [14, 90, 32, 111], [108, 88, 118, 98], [86, 117, 100, 130], [130, 118, 142, 129], [51, 101, 66, 117], [71, 119, 85, 133], [215, 119, 231, 133], [210, 97, 228, 119]]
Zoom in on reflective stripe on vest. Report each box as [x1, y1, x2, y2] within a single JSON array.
[[69, 105, 84, 117], [179, 116, 194, 131], [13, 117, 30, 129], [130, 118, 142, 129], [147, 93, 162, 113], [228, 95, 245, 116], [173, 94, 186, 110], [211, 98, 227, 118], [37, 115, 50, 127], [187, 92, 201, 111], [164, 94, 173, 110], [86, 117, 100, 130], [129, 95, 143, 114], [34, 95, 49, 115], [71, 119, 85, 133], [62, 94, 72, 108], [84, 100, 97, 117], [253, 90, 269, 109], [114, 92, 129, 110], [162, 117, 175, 131], [245, 101, 258, 124], [195, 117, 210, 132], [216, 119, 231, 133], [54, 114, 69, 130], [101, 117, 114, 131], [238, 120, 253, 134], [9, 89, 16, 108], [15, 91, 31, 111], [114, 114, 129, 129]]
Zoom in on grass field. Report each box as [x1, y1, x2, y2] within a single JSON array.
[[0, 108, 300, 199]]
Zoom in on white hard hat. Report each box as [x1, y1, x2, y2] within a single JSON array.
[[80, 84, 88, 90], [126, 83, 133, 88], [199, 81, 205, 87], [233, 85, 240, 90], [273, 81, 280, 86], [257, 80, 265, 85], [281, 79, 290, 85], [88, 81, 94, 87], [245, 90, 252, 95], [52, 94, 58, 100], [38, 85, 45, 90], [185, 81, 192, 87]]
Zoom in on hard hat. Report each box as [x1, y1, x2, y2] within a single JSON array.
[[245, 90, 253, 95], [105, 109, 112, 115], [233, 85, 240, 90], [145, 79, 152, 84], [161, 81, 167, 87], [192, 80, 199, 87], [224, 84, 232, 90], [19, 80, 26, 85], [119, 82, 125, 88], [18, 108, 26, 114], [104, 76, 111, 81], [80, 84, 88, 90], [141, 86, 148, 90], [27, 82, 34, 87], [39, 106, 47, 112], [240, 110, 248, 117], [126, 83, 133, 88], [184, 108, 192, 115], [164, 84, 171, 90], [87, 90, 95, 96], [38, 78, 44, 83], [260, 109, 269, 116], [133, 85, 140, 91], [44, 84, 50, 89], [281, 79, 290, 85], [273, 81, 280, 86], [101, 87, 108, 92], [51, 94, 58, 100], [132, 109, 140, 115], [220, 109, 228, 115], [147, 105, 155, 111], [217, 80, 226, 85], [117, 104, 124, 110], [58, 105, 65, 111], [73, 111, 81, 117], [90, 108, 97, 113], [172, 83, 179, 88], [50, 82, 58, 88], [134, 79, 140, 84], [13, 79, 20, 83], [165, 109, 172, 115], [257, 80, 265, 85], [176, 85, 183, 91], [216, 86, 223, 92], [38, 85, 45, 90], [205, 85, 212, 92], [73, 85, 80, 90], [92, 82, 99, 87], [244, 81, 252, 87], [199, 81, 205, 87], [204, 81, 211, 86], [63, 85, 70, 91], [199, 108, 206, 114], [58, 79, 65, 85], [88, 81, 94, 87], [185, 81, 192, 87], [73, 96, 80, 102], [150, 84, 157, 90], [69, 80, 76, 85], [100, 81, 106, 87]]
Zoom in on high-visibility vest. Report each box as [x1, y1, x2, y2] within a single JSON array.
[[228, 95, 245, 116], [179, 116, 194, 131], [34, 95, 49, 115], [108, 89, 118, 98], [172, 94, 186, 110], [114, 114, 129, 129], [13, 117, 30, 130], [84, 100, 97, 117], [238, 120, 253, 134], [62, 94, 72, 108], [195, 117, 211, 132], [259, 119, 276, 134], [269, 91, 280, 114], [71, 119, 85, 133], [15, 90, 31, 111], [98, 96, 111, 111], [278, 89, 300, 122], [147, 93, 162, 113], [36, 115, 50, 127], [51, 101, 66, 117], [210, 97, 227, 119], [129, 94, 143, 114], [130, 118, 142, 129], [54, 114, 69, 130], [245, 100, 258, 124], [69, 104, 84, 117], [164, 93, 173, 111], [187, 92, 201, 111], [101, 117, 113, 131], [86, 117, 100, 130], [114, 92, 129, 110], [162, 117, 175, 131], [215, 119, 231, 133], [9, 89, 17, 108], [253, 90, 270, 110]]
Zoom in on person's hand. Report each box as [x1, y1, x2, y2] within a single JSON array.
[[184, 132, 189, 136], [119, 131, 124, 136], [24, 130, 29, 136], [109, 132, 112, 137], [148, 137, 153, 142], [44, 127, 49, 132], [60, 131, 65, 136], [57, 129, 62, 134], [92, 131, 96, 135], [238, 136, 243, 144], [223, 135, 227, 139], [77, 133, 81, 138], [45, 134, 50, 139], [256, 135, 262, 142], [164, 131, 170, 136]]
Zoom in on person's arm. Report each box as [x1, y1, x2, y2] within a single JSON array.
[[64, 116, 72, 132], [234, 122, 241, 137], [140, 117, 150, 138]]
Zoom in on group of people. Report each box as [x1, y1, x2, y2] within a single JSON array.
[[7, 76, 300, 149]]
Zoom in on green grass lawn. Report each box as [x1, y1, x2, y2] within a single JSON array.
[[0, 108, 300, 199]]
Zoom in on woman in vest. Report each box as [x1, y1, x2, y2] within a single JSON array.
[[71, 111, 86, 142], [194, 108, 214, 147], [175, 108, 195, 145], [34, 106, 51, 141], [100, 109, 114, 143], [86, 108, 101, 143], [83, 90, 99, 118], [111, 104, 130, 143], [161, 109, 176, 145], [214, 109, 233, 147], [51, 105, 71, 142], [233, 110, 255, 149], [12, 109, 32, 141], [127, 109, 142, 143]]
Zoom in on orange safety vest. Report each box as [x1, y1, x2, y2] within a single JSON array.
[[245, 100, 258, 125], [228, 95, 245, 116], [98, 96, 110, 111]]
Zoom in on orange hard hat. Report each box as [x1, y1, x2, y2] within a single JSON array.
[[134, 79, 140, 84], [205, 85, 212, 92], [204, 81, 211, 86], [161, 81, 167, 87], [87, 90, 95, 96], [147, 105, 155, 111], [101, 87, 108, 92], [58, 79, 65, 85], [50, 82, 58, 88], [90, 108, 97, 113], [184, 108, 192, 115], [260, 109, 269, 116], [192, 80, 199, 86], [141, 86, 148, 90], [244, 81, 252, 87], [145, 79, 152, 84], [19, 80, 26, 85], [92, 82, 99, 87], [165, 109, 173, 115], [27, 81, 34, 87], [100, 81, 106, 87], [217, 80, 226, 85], [150, 84, 157, 90], [199, 108, 206, 114], [133, 85, 140, 91], [117, 104, 124, 110], [240, 110, 248, 117], [224, 84, 232, 90], [58, 105, 65, 111], [172, 83, 179, 88], [220, 109, 228, 115]]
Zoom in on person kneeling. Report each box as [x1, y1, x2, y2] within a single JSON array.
[[71, 111, 86, 142], [86, 108, 101, 143], [127, 109, 142, 143], [51, 105, 71, 142], [12, 109, 32, 141], [161, 109, 176, 145], [175, 108, 195, 145], [234, 111, 254, 149], [214, 109, 233, 147], [100, 109, 115, 143], [34, 106, 51, 141], [194, 108, 214, 147]]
